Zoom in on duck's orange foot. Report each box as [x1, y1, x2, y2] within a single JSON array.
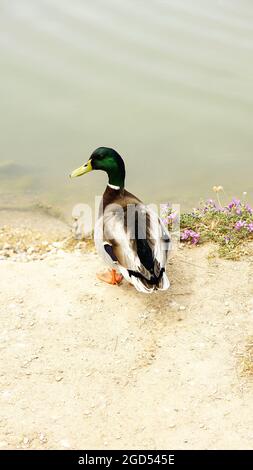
[[96, 269, 123, 285]]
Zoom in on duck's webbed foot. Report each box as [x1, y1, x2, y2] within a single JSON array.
[[96, 269, 123, 285]]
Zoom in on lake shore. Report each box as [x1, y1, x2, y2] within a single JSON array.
[[0, 209, 253, 449]]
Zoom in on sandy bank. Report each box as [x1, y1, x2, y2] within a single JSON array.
[[0, 216, 253, 450]]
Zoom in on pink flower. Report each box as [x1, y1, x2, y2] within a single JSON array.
[[246, 204, 253, 215], [181, 229, 200, 245], [234, 220, 246, 230], [247, 223, 253, 233], [168, 211, 178, 222], [229, 198, 241, 209]]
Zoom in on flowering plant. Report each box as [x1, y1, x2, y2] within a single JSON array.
[[162, 191, 253, 258]]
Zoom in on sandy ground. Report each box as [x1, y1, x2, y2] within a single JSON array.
[[0, 213, 253, 450]]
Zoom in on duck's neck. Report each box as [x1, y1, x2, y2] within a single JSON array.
[[106, 164, 125, 189], [108, 183, 121, 190]]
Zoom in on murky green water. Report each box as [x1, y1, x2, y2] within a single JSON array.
[[0, 0, 253, 214]]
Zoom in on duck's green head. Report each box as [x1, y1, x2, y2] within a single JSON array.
[[70, 147, 125, 189]]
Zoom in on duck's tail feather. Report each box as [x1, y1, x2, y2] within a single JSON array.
[[131, 276, 155, 293], [122, 268, 170, 294], [157, 272, 170, 291]]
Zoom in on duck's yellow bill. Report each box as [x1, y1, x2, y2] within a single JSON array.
[[70, 159, 93, 178]]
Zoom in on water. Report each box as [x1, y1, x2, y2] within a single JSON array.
[[1, 0, 253, 215]]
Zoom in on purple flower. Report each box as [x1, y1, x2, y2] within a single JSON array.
[[247, 223, 253, 233], [160, 203, 172, 225], [205, 199, 218, 211], [181, 229, 200, 245], [228, 198, 241, 210], [234, 220, 246, 231], [168, 211, 178, 221], [181, 229, 190, 240], [160, 203, 179, 225], [245, 203, 253, 215], [233, 198, 241, 206]]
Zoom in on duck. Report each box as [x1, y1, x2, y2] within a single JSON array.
[[70, 147, 170, 293]]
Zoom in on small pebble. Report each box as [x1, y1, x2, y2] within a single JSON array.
[[39, 433, 47, 443], [55, 375, 63, 382]]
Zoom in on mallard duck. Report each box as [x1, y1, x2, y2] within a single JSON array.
[[70, 147, 170, 293]]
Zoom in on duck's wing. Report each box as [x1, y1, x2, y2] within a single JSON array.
[[97, 199, 170, 293]]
